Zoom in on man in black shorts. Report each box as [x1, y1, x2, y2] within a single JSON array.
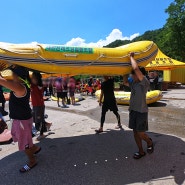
[[123, 53, 154, 159], [95, 76, 122, 133]]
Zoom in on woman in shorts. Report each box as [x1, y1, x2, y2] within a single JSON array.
[[0, 65, 41, 173]]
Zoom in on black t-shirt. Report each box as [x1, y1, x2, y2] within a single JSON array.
[[153, 76, 159, 85], [9, 85, 32, 120], [101, 79, 115, 101]]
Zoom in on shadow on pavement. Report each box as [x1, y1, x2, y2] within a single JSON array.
[[0, 130, 184, 185], [148, 102, 167, 107]]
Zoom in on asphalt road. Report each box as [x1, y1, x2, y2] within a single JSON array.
[[0, 90, 185, 185]]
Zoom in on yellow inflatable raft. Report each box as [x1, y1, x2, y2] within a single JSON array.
[[0, 41, 158, 75], [95, 90, 163, 105]]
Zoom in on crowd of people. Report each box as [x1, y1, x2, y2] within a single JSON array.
[[0, 53, 154, 173], [55, 77, 76, 108], [43, 76, 102, 99]]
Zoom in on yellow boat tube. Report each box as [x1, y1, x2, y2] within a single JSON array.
[[0, 41, 158, 75], [95, 90, 163, 105]]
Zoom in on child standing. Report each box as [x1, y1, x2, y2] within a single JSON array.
[[0, 65, 41, 172], [31, 72, 52, 141]]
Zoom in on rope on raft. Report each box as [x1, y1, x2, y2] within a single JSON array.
[[0, 42, 155, 69]]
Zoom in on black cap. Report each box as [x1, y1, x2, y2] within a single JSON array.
[[11, 66, 29, 80]]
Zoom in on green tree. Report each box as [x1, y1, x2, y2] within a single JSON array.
[[165, 0, 185, 61], [104, 0, 185, 62], [104, 40, 130, 48]]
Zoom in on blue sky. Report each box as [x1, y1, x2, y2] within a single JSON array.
[[0, 0, 173, 46]]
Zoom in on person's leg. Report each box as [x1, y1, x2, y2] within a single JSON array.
[[113, 110, 121, 127], [136, 112, 153, 147], [57, 92, 62, 107], [20, 145, 39, 172], [137, 132, 153, 147], [39, 122, 44, 136], [57, 97, 60, 107], [71, 96, 73, 105], [72, 96, 75, 105], [33, 107, 41, 132], [39, 106, 45, 136], [95, 106, 107, 133], [25, 147, 37, 166], [100, 108, 107, 129], [62, 98, 65, 106], [61, 93, 65, 107], [16, 119, 38, 172], [133, 131, 145, 155], [43, 105, 52, 131], [35, 107, 46, 140], [133, 112, 154, 157], [65, 92, 68, 104]]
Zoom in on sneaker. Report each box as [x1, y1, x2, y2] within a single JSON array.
[[115, 125, 123, 129]]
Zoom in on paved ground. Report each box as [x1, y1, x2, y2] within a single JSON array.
[[0, 89, 185, 185]]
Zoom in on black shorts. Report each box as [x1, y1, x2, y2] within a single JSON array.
[[61, 92, 67, 99], [129, 110, 148, 132], [102, 99, 118, 112], [57, 92, 62, 98], [69, 91, 75, 97]]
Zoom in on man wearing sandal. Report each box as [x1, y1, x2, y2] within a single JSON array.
[[123, 53, 154, 159], [95, 76, 122, 134]]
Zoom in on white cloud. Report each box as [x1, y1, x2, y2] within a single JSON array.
[[65, 29, 139, 47]]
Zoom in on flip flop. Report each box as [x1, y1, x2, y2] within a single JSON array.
[[147, 138, 154, 154], [95, 129, 103, 134], [19, 163, 37, 173], [133, 152, 146, 159]]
